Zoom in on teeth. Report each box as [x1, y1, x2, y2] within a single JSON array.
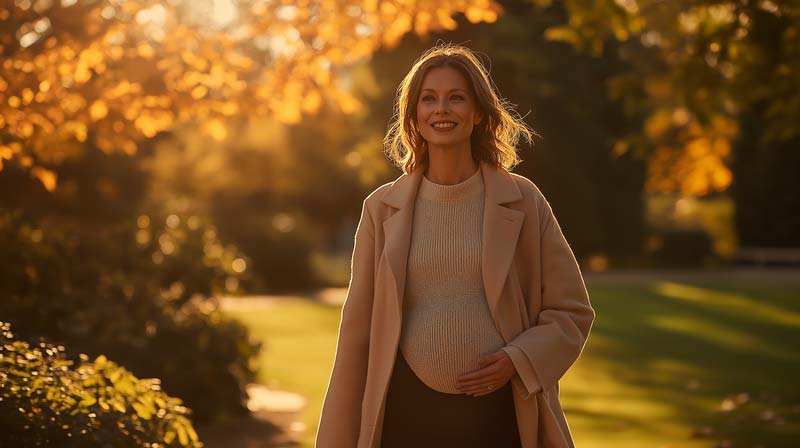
[[433, 123, 456, 129]]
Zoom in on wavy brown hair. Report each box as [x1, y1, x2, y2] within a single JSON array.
[[384, 43, 536, 174]]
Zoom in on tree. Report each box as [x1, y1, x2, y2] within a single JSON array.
[[0, 0, 503, 187], [531, 0, 799, 197]]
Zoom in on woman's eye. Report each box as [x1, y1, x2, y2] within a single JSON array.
[[451, 95, 465, 101], [422, 95, 434, 101]]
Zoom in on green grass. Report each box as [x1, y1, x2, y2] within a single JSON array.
[[225, 301, 342, 448], [224, 280, 800, 448]]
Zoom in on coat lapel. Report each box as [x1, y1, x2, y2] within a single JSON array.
[[379, 161, 524, 330], [480, 162, 524, 328]]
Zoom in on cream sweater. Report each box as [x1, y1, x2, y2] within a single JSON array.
[[399, 166, 534, 395]]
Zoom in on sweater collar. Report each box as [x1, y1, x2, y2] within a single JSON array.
[[381, 160, 522, 209]]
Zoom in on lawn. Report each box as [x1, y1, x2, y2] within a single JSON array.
[[224, 278, 800, 448]]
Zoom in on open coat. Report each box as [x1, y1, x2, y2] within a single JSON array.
[[316, 161, 595, 448]]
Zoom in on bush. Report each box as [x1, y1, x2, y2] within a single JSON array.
[[0, 322, 202, 447], [0, 207, 262, 423]]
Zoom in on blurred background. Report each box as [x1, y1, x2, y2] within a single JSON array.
[[1, 0, 798, 447]]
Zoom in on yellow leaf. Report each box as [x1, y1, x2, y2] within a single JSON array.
[[302, 90, 322, 113], [465, 7, 485, 24], [122, 140, 137, 155], [132, 402, 153, 420], [435, 9, 458, 31], [79, 394, 97, 407], [543, 26, 579, 44], [65, 121, 88, 142], [163, 430, 176, 444], [332, 90, 361, 115], [31, 166, 57, 191], [22, 88, 34, 105], [219, 102, 239, 116], [203, 119, 227, 141], [415, 11, 432, 34], [644, 109, 673, 139], [176, 424, 189, 445], [275, 102, 301, 124], [138, 43, 155, 59], [383, 14, 412, 47], [0, 145, 12, 159], [90, 100, 108, 121], [191, 85, 208, 99]]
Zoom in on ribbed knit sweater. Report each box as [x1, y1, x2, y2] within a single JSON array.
[[399, 166, 529, 395]]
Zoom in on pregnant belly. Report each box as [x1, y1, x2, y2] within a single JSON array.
[[399, 293, 506, 394]]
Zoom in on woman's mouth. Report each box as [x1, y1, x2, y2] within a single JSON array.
[[431, 121, 457, 132]]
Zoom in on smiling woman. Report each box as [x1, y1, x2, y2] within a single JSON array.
[[384, 43, 535, 175], [317, 43, 595, 448]]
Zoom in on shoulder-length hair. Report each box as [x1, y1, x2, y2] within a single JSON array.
[[384, 43, 536, 174]]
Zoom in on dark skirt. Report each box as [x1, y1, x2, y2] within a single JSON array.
[[380, 349, 522, 448]]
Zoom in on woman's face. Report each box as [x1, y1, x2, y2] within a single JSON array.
[[415, 66, 482, 152]]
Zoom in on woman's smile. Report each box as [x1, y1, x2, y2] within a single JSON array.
[[431, 121, 458, 131]]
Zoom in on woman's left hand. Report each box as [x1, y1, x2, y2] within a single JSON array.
[[456, 350, 517, 397]]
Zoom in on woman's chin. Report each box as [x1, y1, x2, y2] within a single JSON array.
[[424, 137, 470, 150]]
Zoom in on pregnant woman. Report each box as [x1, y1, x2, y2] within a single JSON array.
[[316, 43, 595, 448]]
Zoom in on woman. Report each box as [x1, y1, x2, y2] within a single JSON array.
[[316, 43, 595, 448]]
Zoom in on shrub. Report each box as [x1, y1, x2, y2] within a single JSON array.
[[0, 207, 262, 423], [0, 322, 202, 447]]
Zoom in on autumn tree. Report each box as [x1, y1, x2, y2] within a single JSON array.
[[530, 0, 799, 196], [0, 0, 503, 188]]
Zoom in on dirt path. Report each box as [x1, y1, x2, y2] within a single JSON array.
[[196, 383, 307, 448]]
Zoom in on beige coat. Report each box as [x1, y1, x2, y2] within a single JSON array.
[[316, 161, 595, 447]]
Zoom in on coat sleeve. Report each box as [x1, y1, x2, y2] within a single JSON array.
[[504, 196, 595, 399], [316, 199, 376, 447]]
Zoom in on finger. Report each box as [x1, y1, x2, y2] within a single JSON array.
[[478, 354, 497, 364], [478, 352, 502, 365], [459, 378, 494, 391], [459, 377, 501, 394], [458, 367, 500, 385], [464, 383, 500, 397], [458, 365, 499, 383]]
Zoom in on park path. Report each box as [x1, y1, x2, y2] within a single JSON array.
[[197, 267, 800, 447]]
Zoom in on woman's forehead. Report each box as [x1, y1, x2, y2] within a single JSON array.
[[420, 66, 470, 91]]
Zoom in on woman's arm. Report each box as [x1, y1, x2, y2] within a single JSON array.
[[504, 197, 596, 399], [316, 199, 376, 447]]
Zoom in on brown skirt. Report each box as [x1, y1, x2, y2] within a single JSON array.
[[380, 349, 522, 448]]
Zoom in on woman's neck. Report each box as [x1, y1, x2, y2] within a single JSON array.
[[424, 146, 478, 185]]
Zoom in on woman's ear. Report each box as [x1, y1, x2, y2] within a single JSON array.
[[474, 111, 483, 125]]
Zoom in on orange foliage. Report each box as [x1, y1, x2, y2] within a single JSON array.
[[0, 0, 502, 189], [645, 113, 738, 196]]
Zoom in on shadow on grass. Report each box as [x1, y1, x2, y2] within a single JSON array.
[[568, 281, 800, 447]]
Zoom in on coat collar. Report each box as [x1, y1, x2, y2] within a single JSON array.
[[378, 160, 525, 340], [380, 160, 523, 209]]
